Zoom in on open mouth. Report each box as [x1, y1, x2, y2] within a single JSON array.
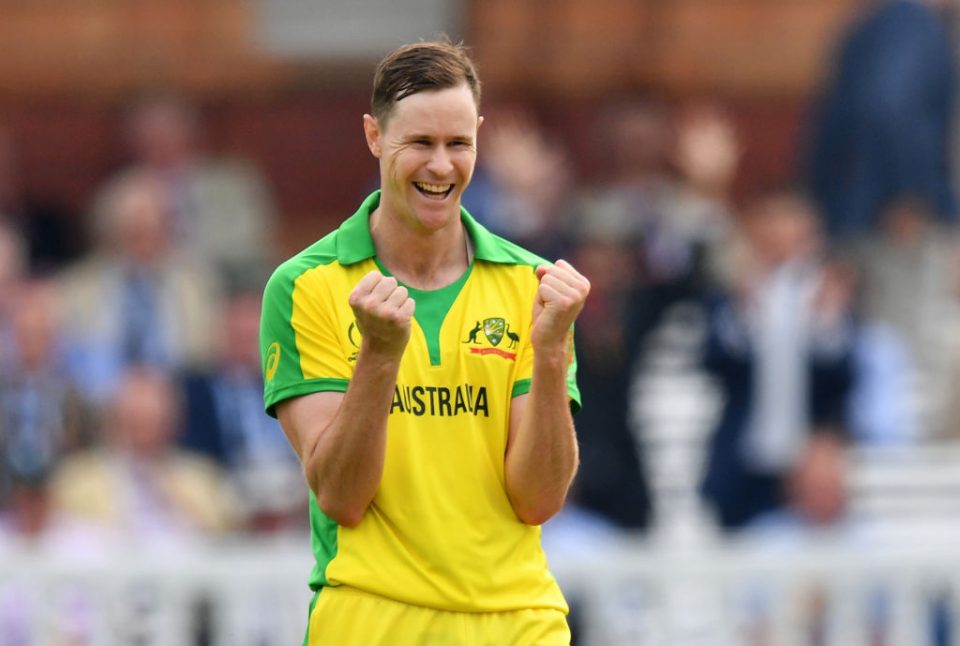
[[414, 182, 454, 200]]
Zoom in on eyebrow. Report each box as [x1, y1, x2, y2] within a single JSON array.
[[403, 133, 474, 143]]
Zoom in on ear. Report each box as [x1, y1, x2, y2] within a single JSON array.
[[477, 115, 485, 132], [362, 114, 382, 158]]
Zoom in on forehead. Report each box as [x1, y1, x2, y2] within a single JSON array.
[[383, 83, 479, 136]]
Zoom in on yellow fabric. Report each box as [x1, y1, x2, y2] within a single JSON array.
[[307, 585, 570, 646], [290, 257, 567, 613]]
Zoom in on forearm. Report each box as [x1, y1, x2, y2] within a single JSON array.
[[302, 348, 401, 526], [505, 347, 579, 525]]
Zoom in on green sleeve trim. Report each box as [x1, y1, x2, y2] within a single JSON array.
[[264, 378, 350, 417], [566, 345, 582, 415], [511, 378, 532, 398], [510, 376, 581, 414]]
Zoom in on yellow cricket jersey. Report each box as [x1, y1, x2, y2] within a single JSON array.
[[260, 191, 580, 614]]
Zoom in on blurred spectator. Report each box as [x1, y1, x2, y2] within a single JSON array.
[[56, 170, 224, 403], [570, 96, 680, 272], [92, 92, 277, 292], [559, 235, 652, 532], [50, 368, 237, 548], [0, 471, 115, 645], [850, 197, 960, 439], [669, 102, 741, 289], [0, 279, 92, 508], [828, 259, 921, 446], [0, 129, 83, 273], [0, 469, 116, 555], [463, 108, 574, 258], [569, 96, 737, 300], [805, 0, 957, 239], [0, 221, 26, 375], [181, 290, 306, 534], [699, 188, 855, 531]]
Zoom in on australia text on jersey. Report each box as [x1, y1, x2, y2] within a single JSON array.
[[390, 383, 489, 417]]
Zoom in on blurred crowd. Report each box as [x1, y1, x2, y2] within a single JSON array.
[[0, 0, 958, 591], [0, 92, 305, 563]]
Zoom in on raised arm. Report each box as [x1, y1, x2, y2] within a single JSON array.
[[276, 271, 414, 527], [505, 259, 590, 525]]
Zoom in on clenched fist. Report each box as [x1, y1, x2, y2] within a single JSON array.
[[532, 259, 590, 351], [349, 271, 416, 359]]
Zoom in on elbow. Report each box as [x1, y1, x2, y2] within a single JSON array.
[[307, 468, 368, 528], [315, 492, 367, 528], [513, 498, 566, 527]]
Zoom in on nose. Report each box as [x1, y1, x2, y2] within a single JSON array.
[[426, 146, 454, 177]]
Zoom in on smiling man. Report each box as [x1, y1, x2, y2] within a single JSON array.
[[260, 40, 590, 645]]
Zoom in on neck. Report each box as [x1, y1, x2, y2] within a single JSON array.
[[369, 206, 471, 290]]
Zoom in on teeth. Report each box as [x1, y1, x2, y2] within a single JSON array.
[[415, 182, 452, 194]]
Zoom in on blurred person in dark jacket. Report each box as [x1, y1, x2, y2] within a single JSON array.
[[805, 0, 957, 239], [181, 290, 306, 533], [700, 188, 855, 530], [559, 235, 652, 532], [0, 129, 83, 273]]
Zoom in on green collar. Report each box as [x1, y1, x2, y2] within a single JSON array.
[[335, 190, 516, 265]]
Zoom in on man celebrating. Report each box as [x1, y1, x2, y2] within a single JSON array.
[[260, 40, 589, 645]]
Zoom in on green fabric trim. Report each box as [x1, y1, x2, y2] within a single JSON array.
[[461, 206, 549, 267], [406, 269, 473, 366], [374, 258, 473, 367], [260, 229, 341, 418], [307, 490, 340, 591], [509, 347, 582, 415], [566, 345, 582, 415], [512, 378, 532, 399], [302, 589, 321, 646], [335, 192, 380, 265], [334, 190, 550, 267], [264, 378, 350, 418]]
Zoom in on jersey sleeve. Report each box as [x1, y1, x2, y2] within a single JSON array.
[[260, 264, 352, 417], [511, 325, 582, 414]]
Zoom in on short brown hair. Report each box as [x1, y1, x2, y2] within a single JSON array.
[[371, 40, 481, 124]]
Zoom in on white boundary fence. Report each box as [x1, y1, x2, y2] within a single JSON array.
[[3, 523, 960, 646], [554, 527, 960, 646]]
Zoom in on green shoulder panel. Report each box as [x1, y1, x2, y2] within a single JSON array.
[[488, 234, 549, 269], [464, 211, 549, 270], [260, 232, 339, 416]]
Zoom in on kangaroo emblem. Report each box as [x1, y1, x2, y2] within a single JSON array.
[[505, 324, 520, 349], [463, 321, 482, 344]]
